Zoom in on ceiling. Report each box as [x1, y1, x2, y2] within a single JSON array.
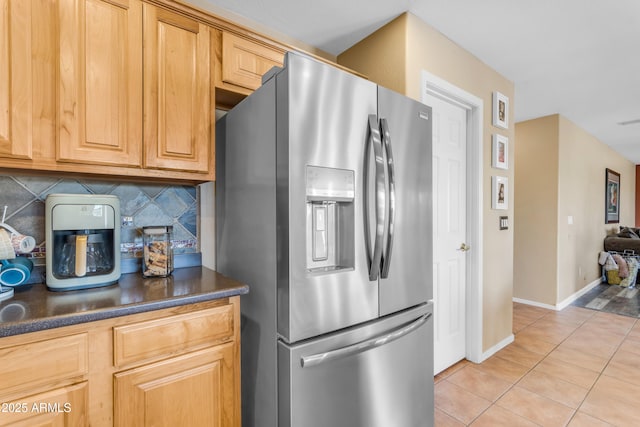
[[192, 0, 640, 163]]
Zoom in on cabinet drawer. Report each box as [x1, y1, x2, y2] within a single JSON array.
[[113, 304, 234, 368], [221, 32, 283, 91], [0, 333, 88, 397], [0, 382, 87, 426]]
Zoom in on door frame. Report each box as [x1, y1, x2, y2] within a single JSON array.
[[421, 71, 483, 364]]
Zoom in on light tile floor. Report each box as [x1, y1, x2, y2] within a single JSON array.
[[435, 302, 640, 426]]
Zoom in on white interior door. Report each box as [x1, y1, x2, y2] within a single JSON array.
[[429, 95, 467, 374]]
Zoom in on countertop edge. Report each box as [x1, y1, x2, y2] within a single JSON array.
[[0, 267, 249, 338], [0, 285, 249, 338]]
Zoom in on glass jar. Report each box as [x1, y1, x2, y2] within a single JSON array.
[[142, 226, 173, 278]]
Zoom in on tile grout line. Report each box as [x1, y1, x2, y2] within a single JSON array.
[[438, 306, 637, 426], [459, 309, 551, 425], [511, 308, 636, 426], [566, 315, 639, 426], [466, 308, 594, 426], [523, 309, 595, 427], [462, 310, 555, 426]]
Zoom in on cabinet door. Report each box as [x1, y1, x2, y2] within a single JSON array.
[[114, 344, 239, 427], [221, 32, 283, 91], [58, 0, 142, 167], [0, 0, 33, 159], [0, 382, 88, 427], [143, 5, 211, 173]]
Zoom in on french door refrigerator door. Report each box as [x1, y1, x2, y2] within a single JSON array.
[[278, 53, 379, 344], [376, 86, 433, 316], [278, 303, 434, 427]]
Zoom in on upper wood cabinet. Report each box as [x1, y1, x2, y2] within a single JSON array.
[[0, 0, 351, 181], [0, 0, 34, 160], [58, 0, 143, 167], [56, 0, 212, 177], [214, 30, 284, 109], [221, 32, 283, 91], [143, 5, 211, 173]]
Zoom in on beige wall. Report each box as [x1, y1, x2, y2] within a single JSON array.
[[514, 114, 636, 306], [337, 14, 408, 93], [557, 116, 635, 302], [340, 13, 516, 352], [514, 116, 560, 305]]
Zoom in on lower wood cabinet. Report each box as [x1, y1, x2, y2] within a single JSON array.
[[114, 344, 236, 427], [0, 382, 88, 427], [0, 297, 241, 426]]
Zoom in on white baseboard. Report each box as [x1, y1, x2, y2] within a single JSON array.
[[472, 333, 514, 363], [512, 297, 557, 311], [556, 278, 603, 310], [513, 278, 603, 311], [469, 278, 601, 364]]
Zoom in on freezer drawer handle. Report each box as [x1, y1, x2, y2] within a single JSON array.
[[380, 118, 395, 278], [364, 114, 386, 281], [300, 312, 431, 368]]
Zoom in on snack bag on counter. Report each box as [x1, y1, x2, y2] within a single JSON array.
[[142, 226, 174, 278]]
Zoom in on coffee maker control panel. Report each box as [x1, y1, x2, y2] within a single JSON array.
[[51, 204, 116, 230]]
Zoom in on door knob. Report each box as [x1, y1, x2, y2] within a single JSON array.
[[457, 243, 470, 252]]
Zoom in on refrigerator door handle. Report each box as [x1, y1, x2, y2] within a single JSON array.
[[364, 114, 385, 281], [380, 118, 395, 278], [300, 312, 431, 368]]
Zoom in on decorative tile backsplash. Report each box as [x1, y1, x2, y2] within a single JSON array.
[[0, 174, 199, 260]]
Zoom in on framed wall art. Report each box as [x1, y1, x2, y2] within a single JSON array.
[[492, 176, 508, 210], [605, 168, 620, 224], [492, 91, 509, 129], [492, 134, 508, 169]]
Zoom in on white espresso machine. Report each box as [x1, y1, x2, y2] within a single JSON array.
[[45, 194, 121, 290]]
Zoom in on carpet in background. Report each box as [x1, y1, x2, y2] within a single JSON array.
[[572, 283, 640, 318]]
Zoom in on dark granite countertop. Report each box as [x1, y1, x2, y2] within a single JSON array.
[[0, 266, 249, 338]]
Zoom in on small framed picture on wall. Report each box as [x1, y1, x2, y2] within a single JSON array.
[[492, 91, 509, 129], [492, 134, 508, 170], [605, 168, 620, 224], [492, 176, 508, 210]]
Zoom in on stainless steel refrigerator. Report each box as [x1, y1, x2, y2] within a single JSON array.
[[216, 52, 433, 427]]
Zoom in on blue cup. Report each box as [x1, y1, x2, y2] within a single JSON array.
[[0, 257, 33, 287]]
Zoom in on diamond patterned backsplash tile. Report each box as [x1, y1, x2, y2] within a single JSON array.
[[0, 174, 199, 260]]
